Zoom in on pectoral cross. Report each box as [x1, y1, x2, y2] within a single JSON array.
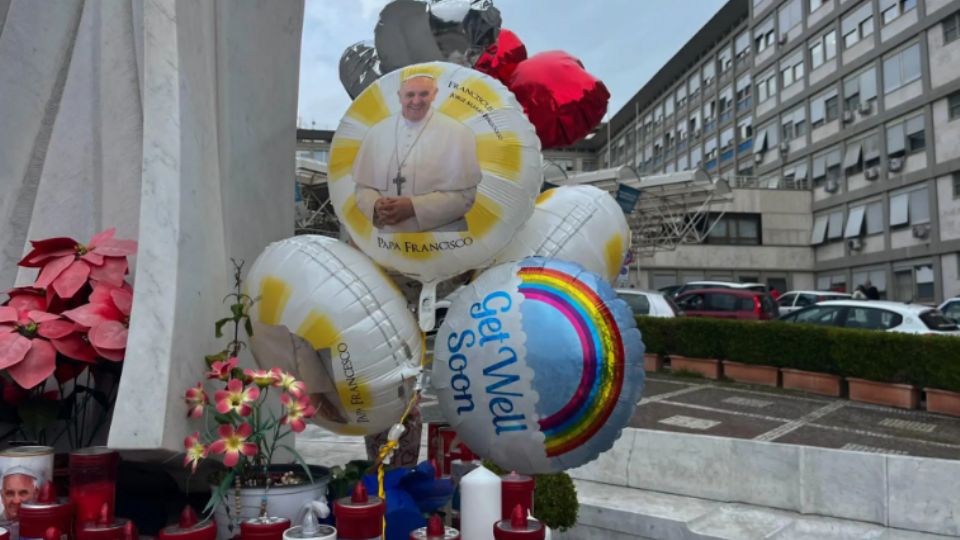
[[392, 174, 406, 196]]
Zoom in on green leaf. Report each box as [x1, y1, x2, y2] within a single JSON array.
[[244, 318, 254, 338], [280, 444, 314, 484], [230, 303, 244, 319], [205, 351, 228, 367], [203, 468, 236, 515], [19, 399, 60, 440], [215, 318, 231, 339]]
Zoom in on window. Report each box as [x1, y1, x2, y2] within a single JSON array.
[[755, 17, 776, 53], [844, 307, 902, 330], [863, 133, 881, 168], [915, 264, 934, 301], [719, 85, 734, 122], [704, 100, 717, 132], [758, 69, 778, 103], [845, 205, 866, 238], [883, 43, 921, 94], [676, 85, 687, 110], [950, 92, 960, 120], [944, 10, 960, 44], [810, 88, 839, 127], [811, 214, 829, 244], [953, 172, 960, 199], [718, 46, 733, 74], [865, 201, 883, 234], [889, 186, 929, 226], [688, 72, 701, 99], [779, 0, 803, 34], [781, 105, 806, 141], [853, 268, 887, 298], [737, 116, 753, 141], [736, 74, 752, 111], [689, 110, 700, 137], [784, 159, 809, 184], [812, 147, 842, 186], [886, 113, 925, 158], [664, 97, 675, 118], [844, 140, 864, 174], [880, 0, 916, 26], [703, 213, 762, 245], [789, 305, 844, 325], [735, 30, 751, 60], [781, 50, 804, 88], [810, 0, 828, 13], [703, 61, 716, 87], [827, 210, 844, 240], [810, 30, 838, 69], [842, 2, 874, 48], [843, 67, 877, 111], [619, 293, 650, 315], [721, 127, 735, 149], [756, 120, 780, 154]]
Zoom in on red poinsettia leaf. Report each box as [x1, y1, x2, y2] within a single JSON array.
[[0, 307, 16, 324], [81, 251, 104, 266], [62, 302, 119, 328], [88, 257, 127, 287], [8, 339, 56, 389], [110, 289, 133, 316], [92, 343, 125, 362], [0, 324, 15, 333], [18, 237, 78, 267], [55, 361, 88, 383], [90, 321, 128, 350], [38, 319, 75, 339], [5, 288, 47, 312], [94, 238, 137, 257], [0, 333, 32, 370], [27, 310, 59, 324], [87, 228, 116, 248], [52, 260, 91, 300], [34, 255, 75, 289], [50, 334, 98, 363]]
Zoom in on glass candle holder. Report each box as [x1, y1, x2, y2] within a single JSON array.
[[69, 448, 119, 525]]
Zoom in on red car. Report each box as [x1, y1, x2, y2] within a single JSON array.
[[674, 288, 779, 320]]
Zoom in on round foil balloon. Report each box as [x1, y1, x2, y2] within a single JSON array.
[[431, 258, 645, 474], [428, 0, 502, 67], [245, 235, 422, 436], [495, 186, 630, 283], [328, 62, 542, 286], [508, 51, 610, 149], [474, 28, 526, 85], [340, 41, 384, 99]]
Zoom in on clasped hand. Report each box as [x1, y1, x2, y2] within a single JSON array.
[[374, 197, 416, 226]]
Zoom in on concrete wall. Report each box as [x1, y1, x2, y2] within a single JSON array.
[[933, 95, 960, 164], [937, 173, 960, 242], [928, 12, 960, 90]]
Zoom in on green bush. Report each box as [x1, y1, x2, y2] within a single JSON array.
[[635, 316, 960, 392]]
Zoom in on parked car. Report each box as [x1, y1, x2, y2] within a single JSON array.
[[778, 300, 960, 335], [674, 288, 779, 320], [672, 281, 768, 297], [616, 289, 681, 317], [939, 297, 960, 323], [657, 284, 682, 298], [777, 290, 852, 316]]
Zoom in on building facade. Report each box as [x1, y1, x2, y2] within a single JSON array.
[[581, 0, 960, 302]]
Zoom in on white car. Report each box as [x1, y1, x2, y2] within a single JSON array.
[[672, 281, 768, 297], [616, 289, 680, 317], [776, 290, 852, 316], [778, 300, 960, 336], [939, 297, 960, 323]]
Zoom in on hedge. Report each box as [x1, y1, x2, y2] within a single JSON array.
[[635, 316, 960, 393]]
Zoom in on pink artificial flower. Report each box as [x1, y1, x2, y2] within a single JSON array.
[[207, 357, 239, 381], [280, 393, 317, 433], [19, 229, 137, 300], [62, 283, 132, 362], [185, 383, 209, 419], [208, 423, 257, 468], [270, 368, 306, 398], [0, 307, 89, 389], [183, 431, 207, 473], [244, 368, 278, 388], [215, 378, 260, 417]]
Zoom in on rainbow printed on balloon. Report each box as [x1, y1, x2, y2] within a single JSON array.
[[517, 266, 625, 458]]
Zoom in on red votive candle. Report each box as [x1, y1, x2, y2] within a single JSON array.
[[500, 472, 534, 521], [0, 527, 10, 540], [408, 515, 460, 540], [70, 448, 119, 524], [20, 482, 73, 540], [157, 506, 216, 540], [492, 505, 544, 540], [333, 482, 385, 540], [239, 517, 290, 540]]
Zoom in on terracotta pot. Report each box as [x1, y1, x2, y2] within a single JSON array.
[[722, 361, 779, 387], [644, 353, 663, 373], [781, 368, 843, 397], [924, 388, 960, 417], [847, 378, 919, 409], [669, 355, 721, 379]]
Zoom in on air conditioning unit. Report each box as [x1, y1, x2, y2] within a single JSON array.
[[779, 142, 790, 154], [888, 157, 904, 172], [859, 101, 872, 115], [912, 223, 931, 239], [864, 167, 880, 180], [847, 238, 863, 251], [754, 153, 764, 163], [778, 34, 788, 45], [842, 110, 854, 123], [825, 179, 840, 193]]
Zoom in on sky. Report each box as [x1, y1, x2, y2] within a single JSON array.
[[297, 0, 729, 130]]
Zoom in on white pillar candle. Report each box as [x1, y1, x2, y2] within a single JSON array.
[[460, 465, 502, 540]]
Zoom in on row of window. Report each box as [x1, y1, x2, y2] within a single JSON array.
[[817, 262, 936, 302], [810, 184, 930, 245]]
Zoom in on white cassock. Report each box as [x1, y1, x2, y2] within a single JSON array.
[[353, 109, 482, 233]]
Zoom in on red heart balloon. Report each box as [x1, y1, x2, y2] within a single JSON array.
[[507, 51, 610, 149], [474, 28, 527, 85]]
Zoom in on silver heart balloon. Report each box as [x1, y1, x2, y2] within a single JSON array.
[[428, 0, 501, 67], [375, 0, 445, 74], [339, 40, 383, 99]]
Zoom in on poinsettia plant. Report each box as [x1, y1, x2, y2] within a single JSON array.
[[182, 261, 316, 520], [0, 228, 136, 447]]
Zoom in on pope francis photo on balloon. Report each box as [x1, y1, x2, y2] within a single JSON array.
[[353, 67, 482, 233]]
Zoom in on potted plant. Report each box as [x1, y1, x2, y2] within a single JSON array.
[[0, 229, 135, 459], [182, 262, 329, 537]]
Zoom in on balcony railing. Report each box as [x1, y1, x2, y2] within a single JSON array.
[[716, 173, 810, 191]]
